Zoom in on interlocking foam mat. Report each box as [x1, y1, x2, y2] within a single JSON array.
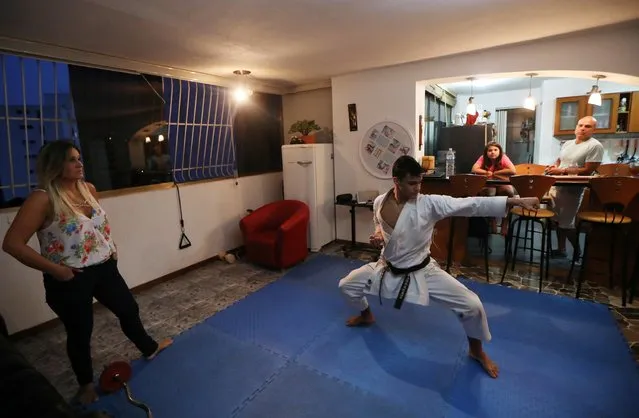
[[87, 254, 639, 418]]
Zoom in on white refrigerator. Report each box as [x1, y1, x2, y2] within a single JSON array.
[[282, 143, 336, 252]]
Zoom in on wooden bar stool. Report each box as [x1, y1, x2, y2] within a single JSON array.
[[567, 177, 639, 306], [501, 175, 557, 292], [515, 164, 553, 256], [446, 174, 490, 281]]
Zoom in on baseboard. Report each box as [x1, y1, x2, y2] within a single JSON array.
[[8, 245, 246, 341]]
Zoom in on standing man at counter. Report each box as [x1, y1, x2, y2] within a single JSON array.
[[544, 116, 604, 258]]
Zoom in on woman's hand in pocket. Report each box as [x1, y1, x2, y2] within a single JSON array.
[[51, 265, 83, 281]]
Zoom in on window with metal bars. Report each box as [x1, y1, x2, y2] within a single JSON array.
[[0, 54, 236, 207], [0, 52, 282, 209], [0, 54, 80, 207], [162, 77, 236, 183]]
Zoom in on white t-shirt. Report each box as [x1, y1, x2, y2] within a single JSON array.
[[558, 138, 604, 170]]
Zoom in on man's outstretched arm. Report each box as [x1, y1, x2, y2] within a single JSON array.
[[421, 195, 540, 222]]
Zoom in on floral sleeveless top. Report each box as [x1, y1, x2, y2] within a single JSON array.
[[36, 192, 116, 268]]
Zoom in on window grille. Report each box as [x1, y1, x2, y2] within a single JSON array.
[[0, 54, 80, 204], [162, 78, 236, 183]]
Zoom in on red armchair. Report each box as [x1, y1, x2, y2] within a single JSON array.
[[239, 200, 310, 269]]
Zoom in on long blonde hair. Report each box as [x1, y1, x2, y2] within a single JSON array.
[[36, 140, 99, 218]]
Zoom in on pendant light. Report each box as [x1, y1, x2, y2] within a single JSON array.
[[466, 77, 476, 115], [523, 73, 537, 110], [587, 74, 605, 106], [232, 70, 253, 103]]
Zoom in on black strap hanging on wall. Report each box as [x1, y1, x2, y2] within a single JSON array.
[[140, 73, 192, 250], [174, 181, 192, 250]]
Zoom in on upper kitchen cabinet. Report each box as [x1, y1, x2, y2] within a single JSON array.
[[554, 96, 586, 136], [554, 90, 639, 136], [628, 92, 639, 133], [585, 93, 619, 134]]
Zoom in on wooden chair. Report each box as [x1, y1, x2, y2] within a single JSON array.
[[446, 174, 490, 281], [501, 175, 557, 292], [568, 177, 639, 306], [596, 163, 631, 177]]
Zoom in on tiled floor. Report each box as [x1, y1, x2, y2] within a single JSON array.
[[10, 238, 639, 403]]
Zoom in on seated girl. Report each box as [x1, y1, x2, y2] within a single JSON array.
[[471, 141, 517, 235]]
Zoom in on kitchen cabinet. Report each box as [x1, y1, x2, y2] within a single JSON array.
[[554, 90, 639, 136], [554, 96, 586, 136], [585, 93, 619, 134], [629, 92, 639, 133]]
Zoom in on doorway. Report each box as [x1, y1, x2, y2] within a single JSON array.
[[495, 108, 536, 164]]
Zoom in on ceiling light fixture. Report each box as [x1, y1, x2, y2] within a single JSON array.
[[466, 77, 476, 115], [587, 74, 605, 106], [233, 69, 253, 103], [523, 73, 537, 111]]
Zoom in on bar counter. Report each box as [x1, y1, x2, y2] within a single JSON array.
[[422, 174, 639, 288]]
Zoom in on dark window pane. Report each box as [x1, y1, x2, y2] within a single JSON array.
[[0, 59, 6, 118], [23, 58, 40, 112], [68, 65, 164, 190], [0, 119, 11, 200], [9, 119, 30, 186], [4, 56, 23, 115], [234, 92, 283, 176], [178, 80, 189, 123]]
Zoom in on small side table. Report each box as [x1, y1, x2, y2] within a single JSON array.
[[335, 200, 380, 260]]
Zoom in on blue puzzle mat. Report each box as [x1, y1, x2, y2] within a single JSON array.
[[88, 253, 639, 418]]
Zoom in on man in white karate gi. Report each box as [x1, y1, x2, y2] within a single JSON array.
[[338, 155, 540, 378]]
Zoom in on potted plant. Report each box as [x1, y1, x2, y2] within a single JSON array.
[[289, 135, 304, 144], [289, 120, 321, 144]]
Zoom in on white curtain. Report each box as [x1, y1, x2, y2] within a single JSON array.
[[495, 110, 508, 151]]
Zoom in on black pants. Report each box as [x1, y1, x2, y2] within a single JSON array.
[[44, 257, 158, 386]]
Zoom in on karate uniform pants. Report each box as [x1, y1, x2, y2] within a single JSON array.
[[338, 260, 492, 342]]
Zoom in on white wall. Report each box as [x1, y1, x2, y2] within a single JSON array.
[[282, 87, 333, 143], [0, 172, 283, 334], [331, 20, 639, 243], [332, 76, 417, 241]]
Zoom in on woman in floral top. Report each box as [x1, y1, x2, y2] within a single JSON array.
[[2, 140, 172, 405]]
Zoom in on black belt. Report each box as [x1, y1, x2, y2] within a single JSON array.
[[379, 256, 431, 309]]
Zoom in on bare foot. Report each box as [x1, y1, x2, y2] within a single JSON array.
[[469, 351, 499, 378], [145, 338, 173, 360], [345, 311, 375, 327], [74, 383, 99, 405]]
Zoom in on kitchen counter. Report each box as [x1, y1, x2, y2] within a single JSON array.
[[421, 173, 639, 288]]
